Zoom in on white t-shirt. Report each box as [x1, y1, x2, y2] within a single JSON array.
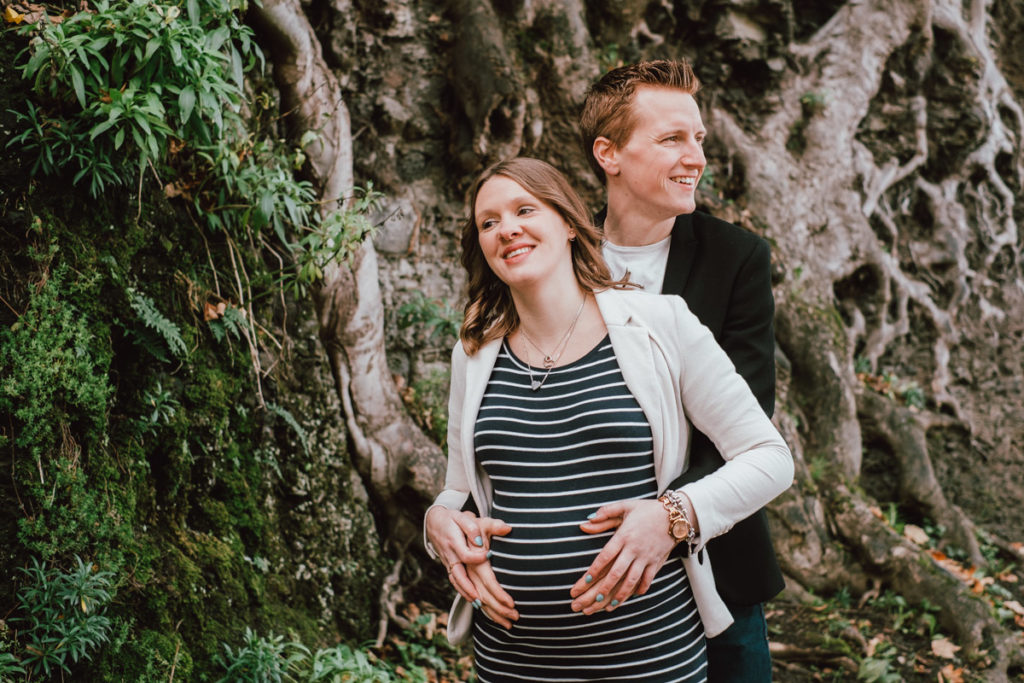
[[602, 236, 672, 294]]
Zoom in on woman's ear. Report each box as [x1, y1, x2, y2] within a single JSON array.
[[592, 137, 620, 177]]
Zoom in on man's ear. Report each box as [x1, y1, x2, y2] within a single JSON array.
[[592, 137, 620, 176]]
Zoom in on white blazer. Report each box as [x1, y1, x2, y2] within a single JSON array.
[[428, 287, 794, 644]]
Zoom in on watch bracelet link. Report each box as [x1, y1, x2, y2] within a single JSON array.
[[658, 489, 697, 556]]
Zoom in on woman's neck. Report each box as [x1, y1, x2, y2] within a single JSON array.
[[512, 285, 588, 347]]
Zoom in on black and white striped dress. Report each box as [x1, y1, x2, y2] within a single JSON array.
[[471, 336, 707, 682]]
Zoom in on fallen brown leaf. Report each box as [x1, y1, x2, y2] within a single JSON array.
[[931, 636, 960, 660]]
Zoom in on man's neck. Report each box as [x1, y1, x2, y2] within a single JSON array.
[[603, 196, 678, 247]]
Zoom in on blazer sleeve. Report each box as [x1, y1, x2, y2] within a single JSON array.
[[670, 302, 793, 547], [668, 237, 775, 487], [422, 343, 471, 558]]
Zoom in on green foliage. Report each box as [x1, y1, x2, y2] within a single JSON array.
[[208, 303, 248, 343], [597, 42, 622, 73], [857, 642, 902, 683], [402, 369, 451, 449], [266, 402, 309, 456], [307, 644, 393, 682], [215, 628, 309, 683], [127, 286, 188, 361], [0, 651, 27, 680], [0, 264, 113, 467], [869, 590, 941, 637], [11, 556, 116, 678], [140, 380, 180, 432], [3, 0, 389, 678], [800, 90, 829, 117], [213, 619, 471, 683], [8, 0, 259, 196], [397, 291, 462, 344]]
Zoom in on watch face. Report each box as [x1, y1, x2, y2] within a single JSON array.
[[671, 520, 689, 540]]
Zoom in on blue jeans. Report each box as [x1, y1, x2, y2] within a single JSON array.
[[706, 602, 772, 682]]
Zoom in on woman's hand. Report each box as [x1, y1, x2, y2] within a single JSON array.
[[467, 555, 519, 629], [425, 508, 513, 603], [568, 499, 677, 615]]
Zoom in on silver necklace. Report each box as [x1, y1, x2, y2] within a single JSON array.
[[518, 295, 588, 391]]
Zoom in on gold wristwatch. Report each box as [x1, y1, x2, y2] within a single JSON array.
[[658, 493, 696, 547]]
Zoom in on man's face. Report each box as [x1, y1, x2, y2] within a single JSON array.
[[609, 86, 706, 220]]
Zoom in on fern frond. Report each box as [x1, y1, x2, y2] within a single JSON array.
[[127, 288, 187, 359]]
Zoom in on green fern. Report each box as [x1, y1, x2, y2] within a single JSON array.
[[209, 305, 246, 344], [127, 288, 187, 360], [266, 402, 309, 455]]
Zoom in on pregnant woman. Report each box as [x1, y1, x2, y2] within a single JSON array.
[[425, 157, 792, 682]]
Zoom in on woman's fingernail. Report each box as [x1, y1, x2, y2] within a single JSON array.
[[586, 513, 597, 520], [472, 599, 482, 609], [596, 594, 604, 602], [610, 599, 619, 607], [486, 550, 493, 559], [474, 536, 484, 546], [571, 602, 581, 612], [585, 574, 593, 583]]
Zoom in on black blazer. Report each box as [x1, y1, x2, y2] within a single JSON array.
[[661, 210, 785, 606]]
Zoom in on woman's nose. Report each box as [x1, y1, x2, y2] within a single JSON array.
[[500, 218, 522, 239]]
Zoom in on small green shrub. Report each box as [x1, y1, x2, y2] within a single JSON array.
[[397, 291, 461, 344], [12, 556, 116, 678], [8, 0, 259, 196], [214, 628, 309, 683]]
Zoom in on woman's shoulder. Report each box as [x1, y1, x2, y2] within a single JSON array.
[[599, 287, 692, 316]]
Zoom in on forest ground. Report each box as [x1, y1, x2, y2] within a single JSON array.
[[393, 534, 1024, 683], [393, 592, 1024, 682]]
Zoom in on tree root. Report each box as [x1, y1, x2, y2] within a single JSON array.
[[250, 0, 444, 538], [856, 390, 981, 566], [830, 482, 1024, 678]]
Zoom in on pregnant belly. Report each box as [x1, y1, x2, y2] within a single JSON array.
[[487, 522, 608, 618]]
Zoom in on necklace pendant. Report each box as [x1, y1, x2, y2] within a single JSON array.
[[530, 379, 543, 391], [542, 356, 555, 368]]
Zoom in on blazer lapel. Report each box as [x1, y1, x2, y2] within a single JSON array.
[[596, 291, 665, 472], [661, 213, 697, 296], [461, 339, 501, 510]]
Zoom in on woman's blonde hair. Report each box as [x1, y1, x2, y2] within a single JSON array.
[[459, 157, 627, 354]]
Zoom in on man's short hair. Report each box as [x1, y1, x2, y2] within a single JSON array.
[[580, 60, 701, 182]]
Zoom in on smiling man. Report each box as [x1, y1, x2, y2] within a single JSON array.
[[580, 59, 782, 682]]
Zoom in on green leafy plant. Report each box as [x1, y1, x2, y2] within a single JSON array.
[[8, 0, 259, 196], [127, 287, 188, 361], [397, 291, 462, 344], [401, 370, 451, 449], [0, 651, 27, 680], [215, 629, 309, 683], [308, 643, 393, 682], [266, 402, 309, 456], [14, 556, 116, 678], [141, 380, 180, 429]]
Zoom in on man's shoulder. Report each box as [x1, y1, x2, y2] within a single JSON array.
[[686, 210, 769, 251]]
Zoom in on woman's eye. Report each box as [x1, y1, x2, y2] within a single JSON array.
[[480, 219, 497, 230], [517, 207, 534, 216]]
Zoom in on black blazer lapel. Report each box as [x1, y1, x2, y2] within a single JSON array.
[[661, 213, 697, 296]]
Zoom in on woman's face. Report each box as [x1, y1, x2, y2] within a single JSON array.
[[474, 175, 575, 292]]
